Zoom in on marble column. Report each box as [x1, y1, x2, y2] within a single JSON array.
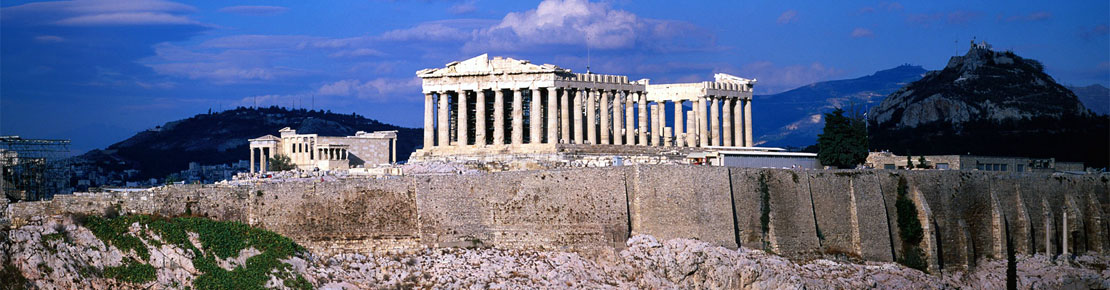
[[626, 91, 635, 145], [614, 91, 623, 145], [437, 92, 449, 146], [475, 90, 486, 146], [651, 102, 662, 146], [494, 89, 505, 145], [638, 93, 647, 145], [560, 88, 570, 143], [512, 89, 524, 145], [573, 89, 583, 144], [674, 100, 685, 147], [547, 88, 558, 144], [710, 96, 720, 146], [663, 127, 673, 147], [250, 147, 256, 173], [744, 98, 753, 147], [600, 90, 610, 144], [723, 98, 733, 147], [260, 147, 268, 172], [424, 93, 434, 148], [686, 110, 696, 147], [457, 90, 468, 146], [733, 97, 743, 147], [698, 97, 709, 147], [530, 88, 541, 144], [587, 89, 596, 144]]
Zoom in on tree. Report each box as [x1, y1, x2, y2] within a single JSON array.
[[906, 154, 915, 169], [917, 156, 932, 169], [817, 108, 869, 169], [268, 154, 295, 171]]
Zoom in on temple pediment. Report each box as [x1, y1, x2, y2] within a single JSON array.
[[417, 54, 567, 78]]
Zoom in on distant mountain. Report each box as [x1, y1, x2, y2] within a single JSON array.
[[1067, 84, 1110, 115], [868, 43, 1107, 168], [753, 64, 927, 147], [75, 107, 422, 179]]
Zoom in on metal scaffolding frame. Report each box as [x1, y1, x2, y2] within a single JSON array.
[[1, 135, 71, 201]]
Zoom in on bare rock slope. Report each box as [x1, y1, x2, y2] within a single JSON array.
[[4, 215, 1108, 289]]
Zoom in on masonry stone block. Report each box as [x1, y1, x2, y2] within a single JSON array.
[[630, 165, 736, 249]]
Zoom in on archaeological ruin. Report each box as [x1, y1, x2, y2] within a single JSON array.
[[248, 127, 397, 173], [410, 54, 759, 164]]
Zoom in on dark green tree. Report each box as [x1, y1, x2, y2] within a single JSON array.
[[906, 154, 914, 169], [917, 156, 932, 169], [817, 108, 869, 169], [268, 154, 295, 171]]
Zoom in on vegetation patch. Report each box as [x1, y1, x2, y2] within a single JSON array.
[[103, 259, 155, 284], [84, 214, 312, 289], [894, 177, 928, 272], [758, 172, 772, 251]]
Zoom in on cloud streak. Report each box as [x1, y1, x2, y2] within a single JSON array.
[[218, 6, 288, 16]]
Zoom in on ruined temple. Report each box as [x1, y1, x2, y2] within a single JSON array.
[[248, 128, 397, 173], [411, 54, 763, 164]]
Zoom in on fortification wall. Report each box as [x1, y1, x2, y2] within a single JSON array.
[[4, 166, 1107, 273]]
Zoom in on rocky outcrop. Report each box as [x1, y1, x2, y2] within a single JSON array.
[[867, 42, 1108, 167], [870, 42, 1090, 129], [4, 215, 1108, 289]]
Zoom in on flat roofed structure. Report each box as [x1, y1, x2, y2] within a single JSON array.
[[413, 54, 757, 159], [248, 128, 397, 173]]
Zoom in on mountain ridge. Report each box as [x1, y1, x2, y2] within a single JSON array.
[[74, 106, 422, 179]]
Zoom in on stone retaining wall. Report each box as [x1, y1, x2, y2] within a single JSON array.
[[4, 165, 1107, 272]]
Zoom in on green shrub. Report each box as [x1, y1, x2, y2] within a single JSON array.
[[86, 214, 311, 289], [104, 260, 155, 284], [894, 177, 928, 272], [758, 173, 772, 251]]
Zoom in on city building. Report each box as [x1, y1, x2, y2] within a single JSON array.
[[865, 152, 1085, 172]]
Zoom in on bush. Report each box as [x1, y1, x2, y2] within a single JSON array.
[[268, 154, 295, 171], [894, 176, 928, 272]]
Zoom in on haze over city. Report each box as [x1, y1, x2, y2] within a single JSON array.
[[1, 0, 1108, 153]]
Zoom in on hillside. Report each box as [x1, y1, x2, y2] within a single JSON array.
[[76, 107, 421, 179], [1068, 84, 1110, 115], [868, 43, 1108, 168], [754, 64, 926, 147]]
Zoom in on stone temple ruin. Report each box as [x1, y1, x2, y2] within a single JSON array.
[[248, 128, 397, 173], [410, 54, 762, 166]]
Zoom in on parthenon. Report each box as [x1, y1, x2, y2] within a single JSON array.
[[413, 54, 755, 158]]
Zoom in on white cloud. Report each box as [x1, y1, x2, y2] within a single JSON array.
[[448, 2, 477, 15], [317, 78, 421, 102], [328, 48, 386, 58], [851, 28, 875, 38], [777, 10, 797, 24], [3, 0, 204, 27], [34, 35, 65, 43], [740, 61, 844, 94], [459, 0, 712, 52], [54, 12, 200, 26], [218, 6, 288, 16]]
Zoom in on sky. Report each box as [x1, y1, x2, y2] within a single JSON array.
[[2, 0, 1108, 154]]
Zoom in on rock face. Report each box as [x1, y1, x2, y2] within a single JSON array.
[[867, 42, 1108, 167], [4, 216, 1108, 289]]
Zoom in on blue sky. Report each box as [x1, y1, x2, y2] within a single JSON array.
[[2, 0, 1107, 153]]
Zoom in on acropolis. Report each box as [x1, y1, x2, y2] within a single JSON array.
[[410, 54, 758, 164]]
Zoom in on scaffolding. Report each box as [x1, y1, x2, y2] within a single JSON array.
[[1, 136, 71, 201]]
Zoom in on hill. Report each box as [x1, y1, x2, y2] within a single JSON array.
[[75, 106, 421, 179], [868, 42, 1108, 168], [754, 64, 926, 147], [1067, 84, 1110, 116]]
